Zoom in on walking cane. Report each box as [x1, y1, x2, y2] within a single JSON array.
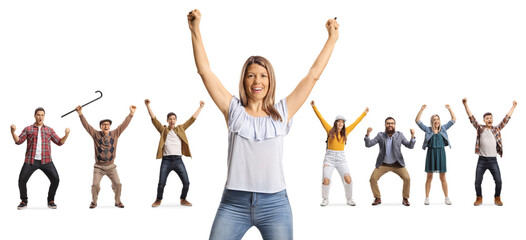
[[61, 90, 103, 118]]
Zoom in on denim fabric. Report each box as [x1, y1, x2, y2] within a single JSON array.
[[18, 160, 60, 202], [416, 120, 455, 150], [157, 155, 190, 200], [475, 156, 502, 197], [209, 189, 293, 240]]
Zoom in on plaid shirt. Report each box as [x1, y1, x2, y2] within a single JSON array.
[[469, 115, 510, 157], [16, 124, 63, 164]]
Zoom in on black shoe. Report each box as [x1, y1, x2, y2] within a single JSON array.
[[372, 198, 382, 206], [48, 201, 57, 209], [17, 201, 27, 210], [402, 198, 410, 206]]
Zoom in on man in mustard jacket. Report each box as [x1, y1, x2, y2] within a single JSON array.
[[145, 99, 204, 207]]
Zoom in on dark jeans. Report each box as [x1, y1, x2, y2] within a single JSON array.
[[157, 155, 190, 200], [18, 160, 60, 203], [475, 156, 502, 197]]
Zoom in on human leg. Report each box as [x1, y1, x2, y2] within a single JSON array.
[[91, 165, 104, 205], [156, 157, 173, 200], [254, 190, 293, 240], [209, 189, 253, 240], [41, 161, 60, 203], [18, 162, 39, 203], [370, 166, 390, 199], [173, 157, 190, 200], [106, 165, 123, 205]]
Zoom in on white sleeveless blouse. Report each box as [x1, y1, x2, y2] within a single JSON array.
[[225, 96, 292, 193]]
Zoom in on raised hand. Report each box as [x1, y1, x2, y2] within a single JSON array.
[[145, 99, 151, 106], [199, 100, 205, 108], [130, 105, 137, 115], [75, 105, 83, 115], [364, 107, 369, 113], [11, 124, 16, 133], [65, 128, 71, 135], [325, 18, 339, 39], [311, 100, 315, 106], [187, 9, 201, 32], [367, 127, 373, 136]]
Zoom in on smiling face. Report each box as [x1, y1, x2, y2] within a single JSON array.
[[100, 121, 111, 135], [244, 63, 269, 103], [34, 110, 45, 126], [385, 118, 396, 135], [336, 119, 344, 131], [431, 115, 441, 129]]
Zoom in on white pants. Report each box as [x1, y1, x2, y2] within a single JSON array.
[[322, 150, 353, 200]]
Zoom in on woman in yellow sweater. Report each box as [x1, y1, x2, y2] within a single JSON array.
[[311, 100, 368, 206]]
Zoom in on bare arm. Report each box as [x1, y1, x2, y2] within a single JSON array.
[[445, 104, 456, 122], [286, 18, 339, 123], [507, 100, 517, 117], [193, 101, 205, 119], [144, 99, 156, 119], [188, 9, 232, 120], [415, 104, 426, 123]]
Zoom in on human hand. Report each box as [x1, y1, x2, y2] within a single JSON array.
[[367, 127, 373, 135], [11, 124, 16, 133], [311, 100, 315, 106], [421, 104, 427, 110], [65, 128, 71, 135], [130, 105, 137, 114], [513, 100, 517, 107], [200, 100, 205, 108], [410, 129, 415, 137], [75, 105, 83, 115], [188, 9, 201, 32], [325, 18, 339, 39], [462, 98, 467, 104], [145, 99, 151, 106], [364, 107, 369, 113]]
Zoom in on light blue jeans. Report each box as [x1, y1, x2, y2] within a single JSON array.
[[209, 189, 293, 240]]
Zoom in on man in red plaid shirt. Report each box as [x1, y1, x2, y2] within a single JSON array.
[[11, 107, 70, 210]]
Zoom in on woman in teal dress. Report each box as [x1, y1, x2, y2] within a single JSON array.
[[415, 104, 456, 205]]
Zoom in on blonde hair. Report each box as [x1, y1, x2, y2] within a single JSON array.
[[430, 114, 441, 132], [239, 56, 282, 121]]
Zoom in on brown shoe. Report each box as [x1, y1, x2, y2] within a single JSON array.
[[494, 196, 503, 206], [402, 198, 410, 206], [89, 202, 97, 209], [152, 199, 162, 208], [372, 198, 382, 206], [474, 196, 483, 206], [180, 198, 192, 207], [115, 202, 125, 208]]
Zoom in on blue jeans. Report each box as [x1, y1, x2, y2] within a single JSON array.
[[157, 155, 189, 200], [209, 189, 293, 240], [475, 156, 502, 197]]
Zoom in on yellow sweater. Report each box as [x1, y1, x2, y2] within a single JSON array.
[[312, 105, 367, 151]]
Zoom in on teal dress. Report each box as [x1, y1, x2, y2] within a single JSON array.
[[425, 134, 447, 173]]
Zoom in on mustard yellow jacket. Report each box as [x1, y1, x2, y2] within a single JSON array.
[[151, 116, 195, 159]]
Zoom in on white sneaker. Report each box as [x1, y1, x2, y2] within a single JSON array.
[[320, 198, 329, 207], [424, 198, 430, 205], [445, 197, 452, 205], [347, 199, 356, 206]]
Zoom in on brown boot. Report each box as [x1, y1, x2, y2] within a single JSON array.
[[494, 196, 503, 206], [474, 196, 482, 206], [180, 198, 192, 207], [152, 198, 162, 208]]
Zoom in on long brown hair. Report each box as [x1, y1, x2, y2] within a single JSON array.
[[328, 120, 346, 143], [239, 56, 282, 122]]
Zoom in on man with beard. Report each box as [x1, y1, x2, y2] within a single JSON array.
[[365, 117, 415, 206], [462, 98, 517, 206]]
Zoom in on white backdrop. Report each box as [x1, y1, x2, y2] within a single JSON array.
[[1, 0, 524, 239]]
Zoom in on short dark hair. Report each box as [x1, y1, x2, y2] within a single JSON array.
[[34, 107, 45, 115], [483, 112, 492, 118], [99, 119, 112, 126], [167, 112, 177, 121], [385, 117, 396, 123]]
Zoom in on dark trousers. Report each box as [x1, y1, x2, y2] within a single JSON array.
[[475, 156, 502, 197], [157, 155, 190, 200], [18, 160, 60, 203]]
